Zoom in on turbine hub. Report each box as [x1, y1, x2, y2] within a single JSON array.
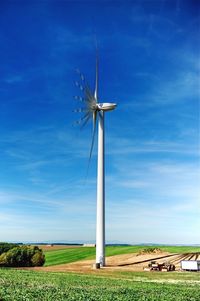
[[97, 103, 117, 111]]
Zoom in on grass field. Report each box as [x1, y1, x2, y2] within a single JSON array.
[[44, 245, 200, 266], [0, 245, 200, 300], [0, 268, 199, 301]]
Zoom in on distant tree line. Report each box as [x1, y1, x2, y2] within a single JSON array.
[[0, 243, 45, 267]]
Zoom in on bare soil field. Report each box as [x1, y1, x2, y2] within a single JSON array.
[[36, 244, 81, 252], [32, 251, 200, 273]]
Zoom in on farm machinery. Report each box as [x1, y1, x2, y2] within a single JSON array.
[[144, 261, 175, 272]]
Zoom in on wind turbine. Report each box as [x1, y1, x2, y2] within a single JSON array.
[[74, 55, 116, 267]]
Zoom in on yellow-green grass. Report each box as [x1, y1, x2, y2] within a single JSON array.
[[44, 245, 200, 267]]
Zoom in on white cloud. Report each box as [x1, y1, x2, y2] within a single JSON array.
[[151, 71, 199, 105], [106, 137, 198, 156], [121, 180, 150, 189], [106, 194, 200, 244], [0, 186, 96, 242]]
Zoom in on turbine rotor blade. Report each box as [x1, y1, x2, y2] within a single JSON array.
[[94, 49, 98, 101], [86, 110, 97, 175], [80, 113, 92, 129], [73, 112, 90, 126], [75, 81, 84, 91], [73, 95, 85, 102], [73, 68, 97, 134], [76, 69, 85, 82], [92, 110, 97, 131], [73, 108, 87, 113], [84, 85, 95, 103]]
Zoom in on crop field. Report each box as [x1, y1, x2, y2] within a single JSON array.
[[0, 268, 200, 301], [0, 246, 200, 300], [44, 245, 200, 266]]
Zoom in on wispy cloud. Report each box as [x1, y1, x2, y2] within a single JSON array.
[[0, 186, 96, 242], [111, 160, 199, 207], [151, 71, 199, 105], [106, 137, 199, 156]]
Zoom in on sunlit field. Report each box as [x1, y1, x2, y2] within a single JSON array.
[[0, 246, 200, 301], [0, 268, 200, 301], [43, 245, 200, 266]]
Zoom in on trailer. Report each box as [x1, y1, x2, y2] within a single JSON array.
[[181, 260, 200, 271]]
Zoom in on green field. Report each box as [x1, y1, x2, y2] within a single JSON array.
[[44, 245, 200, 266], [0, 269, 199, 301], [0, 245, 200, 300]]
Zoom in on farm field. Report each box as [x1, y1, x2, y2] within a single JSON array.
[[0, 268, 200, 301], [43, 245, 200, 267], [1, 246, 200, 300]]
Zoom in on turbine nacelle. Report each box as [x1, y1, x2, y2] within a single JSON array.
[[97, 103, 117, 112]]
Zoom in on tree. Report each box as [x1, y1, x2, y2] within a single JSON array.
[[0, 245, 45, 267]]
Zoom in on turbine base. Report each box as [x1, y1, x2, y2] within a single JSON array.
[[93, 263, 101, 269]]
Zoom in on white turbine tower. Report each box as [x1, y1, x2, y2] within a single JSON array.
[[74, 55, 116, 267]]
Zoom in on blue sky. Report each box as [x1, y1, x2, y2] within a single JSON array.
[[0, 0, 199, 244]]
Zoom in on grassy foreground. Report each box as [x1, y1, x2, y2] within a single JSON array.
[[44, 245, 200, 267], [0, 269, 199, 301]]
